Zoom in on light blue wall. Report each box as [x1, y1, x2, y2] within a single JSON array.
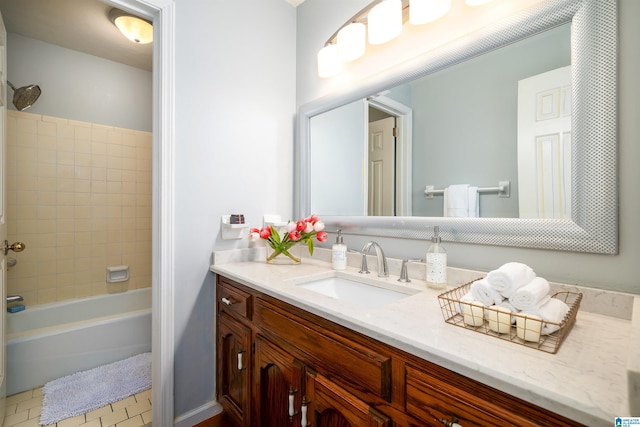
[[6, 33, 152, 132], [411, 24, 570, 218], [174, 0, 296, 418], [296, 0, 640, 294]]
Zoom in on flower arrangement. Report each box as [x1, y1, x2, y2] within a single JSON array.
[[249, 214, 328, 263]]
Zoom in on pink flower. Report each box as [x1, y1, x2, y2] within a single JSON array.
[[288, 230, 302, 241], [313, 221, 325, 232], [316, 231, 328, 242], [306, 214, 319, 224], [304, 222, 314, 233], [249, 231, 261, 242], [296, 221, 307, 231], [285, 222, 297, 232], [259, 227, 271, 239]]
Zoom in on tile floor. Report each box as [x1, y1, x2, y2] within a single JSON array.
[[3, 387, 152, 427]]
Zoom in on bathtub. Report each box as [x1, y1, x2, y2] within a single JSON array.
[[6, 288, 152, 395]]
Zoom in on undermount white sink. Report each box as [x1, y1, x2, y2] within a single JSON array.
[[296, 275, 417, 308]]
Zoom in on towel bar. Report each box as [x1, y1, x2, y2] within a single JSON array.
[[424, 181, 510, 199]]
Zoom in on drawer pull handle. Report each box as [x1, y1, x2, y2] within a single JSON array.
[[301, 397, 310, 426], [237, 351, 244, 370], [288, 387, 298, 418], [438, 416, 462, 427], [221, 297, 235, 306]]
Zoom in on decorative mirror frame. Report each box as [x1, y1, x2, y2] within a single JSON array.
[[295, 0, 617, 254]]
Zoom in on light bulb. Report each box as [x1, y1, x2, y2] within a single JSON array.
[[465, 0, 493, 5], [410, 0, 452, 25], [317, 44, 342, 78], [337, 22, 366, 62], [368, 0, 403, 45]]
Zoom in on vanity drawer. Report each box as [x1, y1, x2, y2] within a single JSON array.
[[405, 364, 584, 427], [217, 279, 252, 320], [254, 298, 391, 400]]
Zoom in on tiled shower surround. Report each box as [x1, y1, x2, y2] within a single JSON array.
[[6, 111, 152, 305]]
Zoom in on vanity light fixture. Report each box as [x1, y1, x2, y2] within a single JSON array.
[[317, 44, 342, 78], [410, 0, 452, 24], [368, 0, 403, 45], [317, 0, 494, 78], [337, 22, 367, 62], [109, 8, 153, 44]]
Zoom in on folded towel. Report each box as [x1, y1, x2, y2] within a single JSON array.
[[510, 277, 551, 311], [470, 278, 504, 306], [468, 186, 479, 217], [445, 184, 470, 217], [521, 298, 569, 335], [486, 262, 536, 298]]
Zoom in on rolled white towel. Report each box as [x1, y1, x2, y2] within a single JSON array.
[[496, 299, 520, 324], [510, 277, 551, 311], [486, 262, 536, 298], [521, 298, 569, 335], [470, 278, 504, 306]]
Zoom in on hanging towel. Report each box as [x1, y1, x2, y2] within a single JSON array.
[[445, 184, 470, 217], [510, 277, 551, 311], [468, 186, 479, 217], [486, 262, 537, 298]]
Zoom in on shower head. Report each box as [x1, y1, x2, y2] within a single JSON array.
[[7, 80, 41, 111]]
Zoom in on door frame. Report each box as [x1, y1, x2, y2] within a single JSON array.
[[107, 0, 175, 425], [365, 96, 412, 216]]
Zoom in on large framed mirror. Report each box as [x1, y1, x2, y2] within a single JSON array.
[[295, 0, 617, 254]]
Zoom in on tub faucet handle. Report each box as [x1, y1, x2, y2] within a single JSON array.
[[7, 295, 23, 303]]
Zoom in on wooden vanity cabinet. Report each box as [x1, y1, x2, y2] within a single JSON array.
[[215, 275, 583, 427]]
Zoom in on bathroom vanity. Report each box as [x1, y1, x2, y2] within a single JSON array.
[[211, 249, 634, 426]]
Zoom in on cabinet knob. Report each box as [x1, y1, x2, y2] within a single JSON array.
[[221, 297, 235, 306]]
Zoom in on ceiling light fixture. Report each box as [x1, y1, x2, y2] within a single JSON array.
[[317, 0, 494, 78], [109, 8, 153, 44]]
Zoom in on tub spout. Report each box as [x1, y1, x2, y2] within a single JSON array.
[[7, 295, 23, 303]]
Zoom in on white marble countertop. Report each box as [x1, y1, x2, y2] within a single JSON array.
[[210, 248, 637, 426]]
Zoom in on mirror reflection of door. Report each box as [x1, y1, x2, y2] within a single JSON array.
[[368, 113, 396, 216], [517, 65, 572, 219]]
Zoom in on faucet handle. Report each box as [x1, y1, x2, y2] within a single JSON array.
[[398, 259, 423, 283], [359, 253, 370, 274]]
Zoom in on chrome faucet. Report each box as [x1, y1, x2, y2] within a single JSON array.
[[359, 241, 389, 277]]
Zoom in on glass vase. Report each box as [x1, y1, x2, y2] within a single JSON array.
[[265, 244, 302, 265]]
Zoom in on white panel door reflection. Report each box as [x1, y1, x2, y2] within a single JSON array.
[[517, 66, 572, 219]]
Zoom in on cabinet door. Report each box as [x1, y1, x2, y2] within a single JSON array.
[[306, 370, 391, 427], [254, 336, 305, 427], [217, 312, 252, 427]]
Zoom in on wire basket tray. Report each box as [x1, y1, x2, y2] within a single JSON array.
[[438, 280, 582, 354]]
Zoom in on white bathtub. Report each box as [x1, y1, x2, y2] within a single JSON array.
[[6, 288, 152, 395]]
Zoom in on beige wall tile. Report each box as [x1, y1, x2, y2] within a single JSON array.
[[7, 112, 152, 305]]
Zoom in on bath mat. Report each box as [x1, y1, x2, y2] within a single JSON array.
[[40, 352, 151, 425]]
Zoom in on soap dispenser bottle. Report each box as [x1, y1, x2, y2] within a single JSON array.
[[332, 229, 347, 270], [426, 226, 447, 290]]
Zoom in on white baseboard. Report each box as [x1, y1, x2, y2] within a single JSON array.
[[174, 400, 223, 427]]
